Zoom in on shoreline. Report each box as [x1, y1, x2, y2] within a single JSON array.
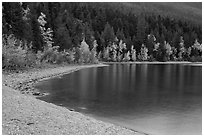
[[3, 63, 143, 135], [2, 86, 139, 135], [103, 61, 202, 65], [2, 63, 109, 96], [3, 62, 201, 135]]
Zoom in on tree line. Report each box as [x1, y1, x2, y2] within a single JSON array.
[[2, 2, 202, 70]]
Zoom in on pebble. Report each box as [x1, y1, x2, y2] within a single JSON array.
[[32, 92, 41, 96]]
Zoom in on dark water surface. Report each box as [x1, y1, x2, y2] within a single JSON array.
[[35, 64, 202, 135]]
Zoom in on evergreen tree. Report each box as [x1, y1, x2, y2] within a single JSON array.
[[136, 14, 147, 46], [101, 22, 116, 47], [146, 34, 156, 56], [3, 3, 27, 40], [125, 36, 133, 50], [84, 23, 95, 50], [116, 29, 125, 41], [28, 3, 44, 52]]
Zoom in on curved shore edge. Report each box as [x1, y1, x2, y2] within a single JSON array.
[[103, 61, 202, 65], [2, 63, 144, 135], [3, 64, 109, 96]]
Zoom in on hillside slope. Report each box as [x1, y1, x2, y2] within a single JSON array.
[[100, 2, 202, 25]]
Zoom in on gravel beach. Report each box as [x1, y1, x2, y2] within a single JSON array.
[[2, 64, 109, 96], [2, 64, 141, 135]]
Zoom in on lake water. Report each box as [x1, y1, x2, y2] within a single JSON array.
[[35, 64, 202, 135]]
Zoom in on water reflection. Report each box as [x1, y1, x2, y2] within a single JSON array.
[[35, 64, 202, 135]]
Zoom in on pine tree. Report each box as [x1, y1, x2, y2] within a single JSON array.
[[101, 22, 115, 46], [136, 14, 147, 46], [146, 34, 156, 56], [3, 2, 29, 41], [55, 9, 73, 50], [116, 29, 125, 41], [125, 36, 133, 50], [30, 14, 44, 52], [172, 32, 180, 51], [84, 23, 95, 50]]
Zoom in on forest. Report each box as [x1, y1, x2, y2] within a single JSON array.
[[2, 2, 202, 70]]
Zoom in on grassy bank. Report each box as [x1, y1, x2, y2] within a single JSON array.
[[2, 64, 142, 135]]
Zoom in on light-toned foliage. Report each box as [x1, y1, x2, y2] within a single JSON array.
[[123, 51, 130, 62], [2, 34, 37, 70], [130, 45, 137, 61], [139, 44, 148, 61]]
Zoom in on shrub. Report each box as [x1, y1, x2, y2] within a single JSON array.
[[25, 50, 37, 67], [65, 49, 75, 63], [56, 53, 65, 64], [39, 45, 60, 64], [2, 34, 35, 70]]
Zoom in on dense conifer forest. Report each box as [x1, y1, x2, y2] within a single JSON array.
[[2, 2, 202, 70]]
